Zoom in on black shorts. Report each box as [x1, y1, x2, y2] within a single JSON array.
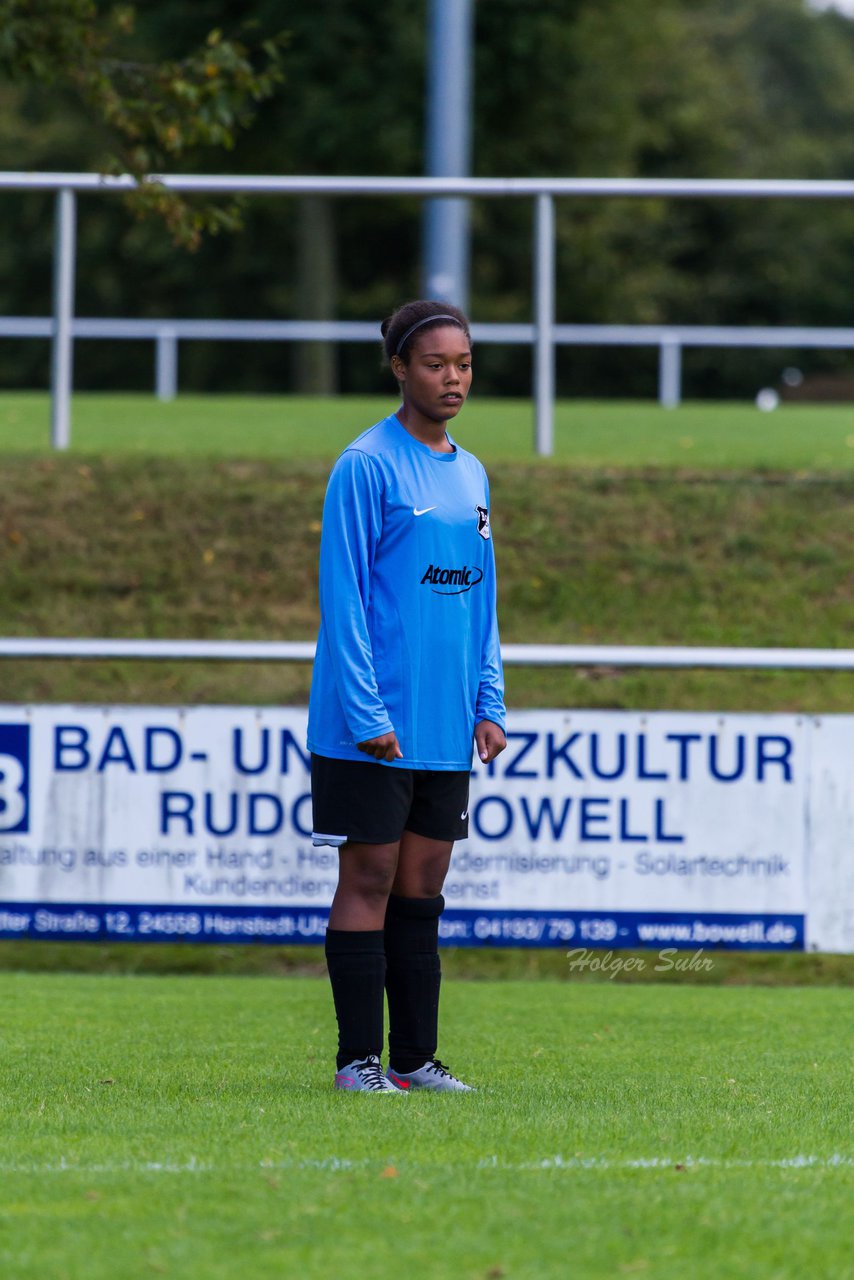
[[310, 754, 470, 847]]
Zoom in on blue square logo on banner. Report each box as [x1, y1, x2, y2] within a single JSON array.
[[0, 724, 30, 833]]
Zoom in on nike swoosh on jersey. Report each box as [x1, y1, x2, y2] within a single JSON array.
[[413, 506, 438, 516]]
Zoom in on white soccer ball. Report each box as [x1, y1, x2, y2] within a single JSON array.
[[755, 388, 780, 412]]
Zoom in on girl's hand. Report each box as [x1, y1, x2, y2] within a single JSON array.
[[475, 720, 506, 764], [357, 731, 404, 762]]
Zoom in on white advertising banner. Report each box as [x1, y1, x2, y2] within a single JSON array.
[[0, 705, 851, 950]]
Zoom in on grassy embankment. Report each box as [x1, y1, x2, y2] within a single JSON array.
[[1, 421, 851, 713]]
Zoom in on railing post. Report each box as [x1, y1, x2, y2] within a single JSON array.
[[155, 328, 178, 400], [533, 193, 555, 456], [659, 337, 682, 408], [50, 187, 77, 449]]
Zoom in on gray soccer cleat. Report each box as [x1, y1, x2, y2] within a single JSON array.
[[334, 1055, 405, 1092], [386, 1059, 475, 1092]]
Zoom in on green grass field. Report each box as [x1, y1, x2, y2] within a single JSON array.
[[2, 391, 854, 468], [1, 972, 851, 1280]]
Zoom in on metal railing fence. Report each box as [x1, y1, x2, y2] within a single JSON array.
[[1, 637, 852, 671], [4, 171, 854, 454], [4, 315, 854, 409]]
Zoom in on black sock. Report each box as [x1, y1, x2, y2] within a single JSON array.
[[384, 893, 444, 1075], [324, 928, 386, 1071]]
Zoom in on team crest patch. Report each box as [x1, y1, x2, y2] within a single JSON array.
[[475, 505, 490, 540]]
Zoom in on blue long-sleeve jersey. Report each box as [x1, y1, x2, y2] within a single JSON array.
[[307, 413, 505, 770]]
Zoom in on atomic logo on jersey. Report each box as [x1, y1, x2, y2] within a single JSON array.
[[420, 564, 484, 595]]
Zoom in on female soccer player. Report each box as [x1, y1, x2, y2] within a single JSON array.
[[308, 299, 506, 1092]]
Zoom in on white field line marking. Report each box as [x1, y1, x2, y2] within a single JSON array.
[[0, 1154, 851, 1176], [478, 1154, 854, 1171]]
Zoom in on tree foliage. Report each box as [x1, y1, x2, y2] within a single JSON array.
[[1, 0, 854, 396], [0, 0, 286, 246], [472, 0, 854, 394]]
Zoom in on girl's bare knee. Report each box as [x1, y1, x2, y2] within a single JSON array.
[[338, 842, 398, 906]]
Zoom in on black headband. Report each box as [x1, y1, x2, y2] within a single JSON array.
[[394, 313, 463, 356]]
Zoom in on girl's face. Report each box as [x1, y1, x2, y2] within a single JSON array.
[[392, 325, 473, 423]]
